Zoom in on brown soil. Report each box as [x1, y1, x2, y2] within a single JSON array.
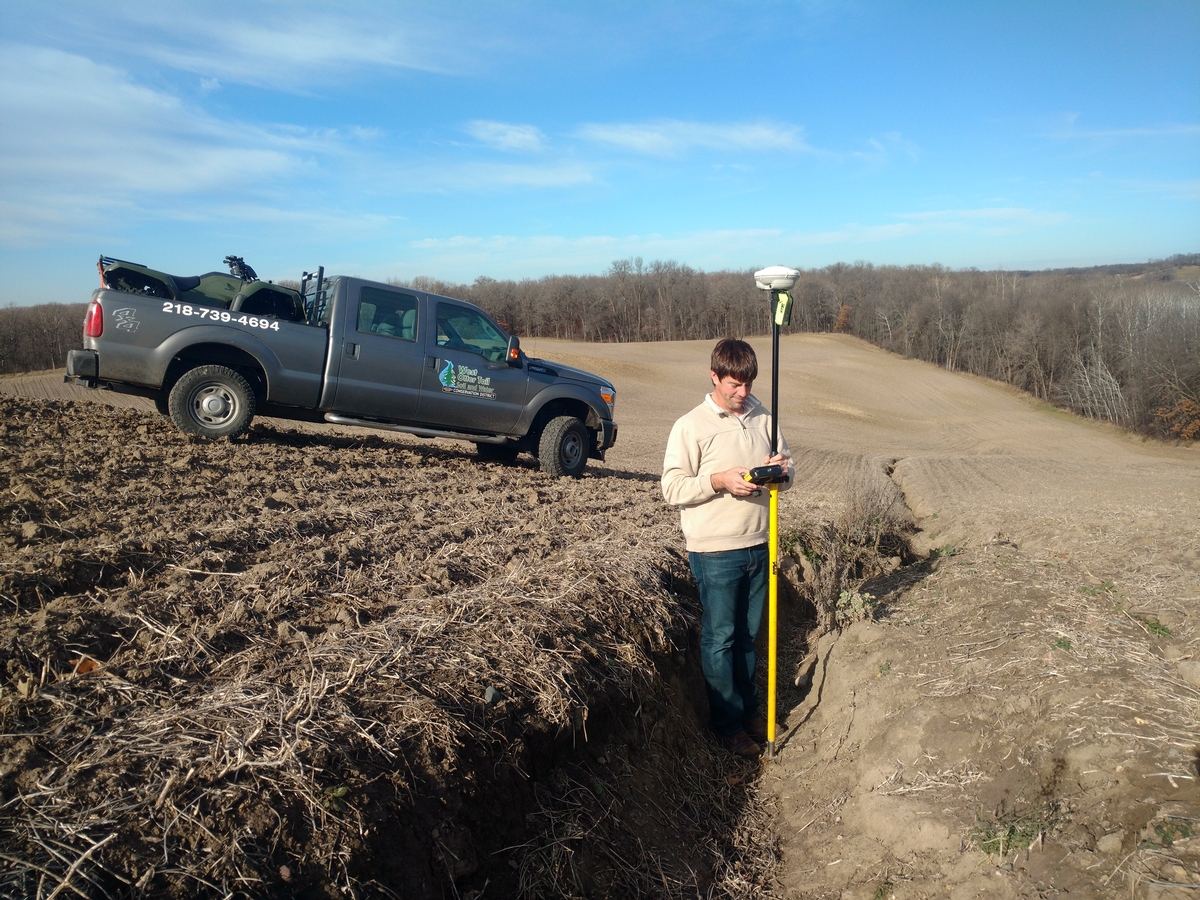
[[2, 333, 1198, 898]]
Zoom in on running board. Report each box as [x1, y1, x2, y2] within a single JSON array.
[[323, 414, 511, 444]]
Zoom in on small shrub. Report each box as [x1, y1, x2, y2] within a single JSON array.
[[781, 528, 820, 568], [1149, 818, 1194, 848], [1143, 618, 1171, 637], [1052, 637, 1072, 651], [836, 590, 876, 626], [930, 545, 961, 558], [780, 527, 801, 557], [1154, 398, 1200, 440], [970, 809, 1050, 856], [784, 474, 914, 632], [833, 304, 853, 333]]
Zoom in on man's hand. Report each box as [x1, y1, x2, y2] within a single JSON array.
[[711, 467, 760, 496], [764, 452, 790, 478]]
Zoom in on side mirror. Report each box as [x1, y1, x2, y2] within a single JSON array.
[[506, 334, 523, 367]]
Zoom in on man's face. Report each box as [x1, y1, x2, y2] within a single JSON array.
[[710, 371, 752, 414]]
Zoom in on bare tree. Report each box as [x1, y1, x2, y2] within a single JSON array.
[[12, 254, 1200, 440]]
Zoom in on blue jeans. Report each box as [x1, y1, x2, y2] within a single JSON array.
[[688, 544, 768, 737]]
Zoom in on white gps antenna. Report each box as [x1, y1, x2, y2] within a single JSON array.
[[754, 265, 800, 292]]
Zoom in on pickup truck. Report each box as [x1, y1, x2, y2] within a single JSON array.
[[66, 257, 617, 477]]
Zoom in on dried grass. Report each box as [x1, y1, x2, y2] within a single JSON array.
[[0, 525, 703, 897], [783, 468, 916, 633]]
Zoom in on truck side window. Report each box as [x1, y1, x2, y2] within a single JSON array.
[[436, 303, 508, 362], [358, 287, 419, 341]]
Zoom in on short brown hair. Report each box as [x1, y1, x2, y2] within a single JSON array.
[[710, 338, 758, 382]]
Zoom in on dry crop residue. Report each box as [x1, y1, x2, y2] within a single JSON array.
[[0, 396, 773, 898]]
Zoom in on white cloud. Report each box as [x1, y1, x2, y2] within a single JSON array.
[[851, 131, 922, 167], [0, 42, 603, 248], [390, 209, 1079, 280], [575, 119, 917, 169], [96, 4, 460, 89], [0, 44, 335, 243], [1047, 114, 1200, 141], [892, 207, 1070, 229], [465, 121, 546, 152], [575, 119, 809, 157], [397, 230, 779, 278], [1095, 124, 1200, 138], [1110, 178, 1200, 201], [377, 160, 594, 193]]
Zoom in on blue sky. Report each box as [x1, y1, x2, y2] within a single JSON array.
[[2, 1, 1197, 305]]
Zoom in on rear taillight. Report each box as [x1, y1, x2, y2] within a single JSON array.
[[83, 300, 103, 338]]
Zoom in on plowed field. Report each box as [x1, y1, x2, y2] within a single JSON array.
[[2, 333, 1197, 899]]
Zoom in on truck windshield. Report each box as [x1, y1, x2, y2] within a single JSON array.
[[436, 303, 508, 363]]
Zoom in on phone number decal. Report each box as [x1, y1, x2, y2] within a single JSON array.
[[162, 302, 281, 331]]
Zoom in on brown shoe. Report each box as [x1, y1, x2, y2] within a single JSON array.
[[744, 715, 768, 745], [720, 730, 761, 758]]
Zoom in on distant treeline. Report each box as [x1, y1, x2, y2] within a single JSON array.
[[5, 256, 1197, 441], [0, 302, 87, 377], [403, 256, 1200, 441]]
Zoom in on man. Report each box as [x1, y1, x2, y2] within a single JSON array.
[[661, 338, 792, 758]]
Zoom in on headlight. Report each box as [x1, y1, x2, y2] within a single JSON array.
[[600, 388, 615, 414]]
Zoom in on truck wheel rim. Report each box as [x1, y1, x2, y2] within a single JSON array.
[[191, 385, 237, 425], [560, 431, 583, 469]]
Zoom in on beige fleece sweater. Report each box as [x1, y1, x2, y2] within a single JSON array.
[[661, 395, 793, 553]]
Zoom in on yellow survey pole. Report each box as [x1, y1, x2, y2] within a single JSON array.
[[763, 273, 792, 763], [754, 266, 797, 763], [766, 481, 779, 758]]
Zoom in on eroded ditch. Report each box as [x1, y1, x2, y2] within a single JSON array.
[[0, 395, 937, 898], [0, 396, 794, 898]]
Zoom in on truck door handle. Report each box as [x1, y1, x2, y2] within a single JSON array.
[[425, 356, 437, 369], [345, 343, 359, 359]]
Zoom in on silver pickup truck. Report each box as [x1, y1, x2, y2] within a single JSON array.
[[66, 257, 617, 476]]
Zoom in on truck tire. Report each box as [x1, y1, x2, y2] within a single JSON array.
[[538, 416, 589, 477], [153, 395, 171, 417], [476, 442, 519, 464], [168, 365, 256, 439]]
